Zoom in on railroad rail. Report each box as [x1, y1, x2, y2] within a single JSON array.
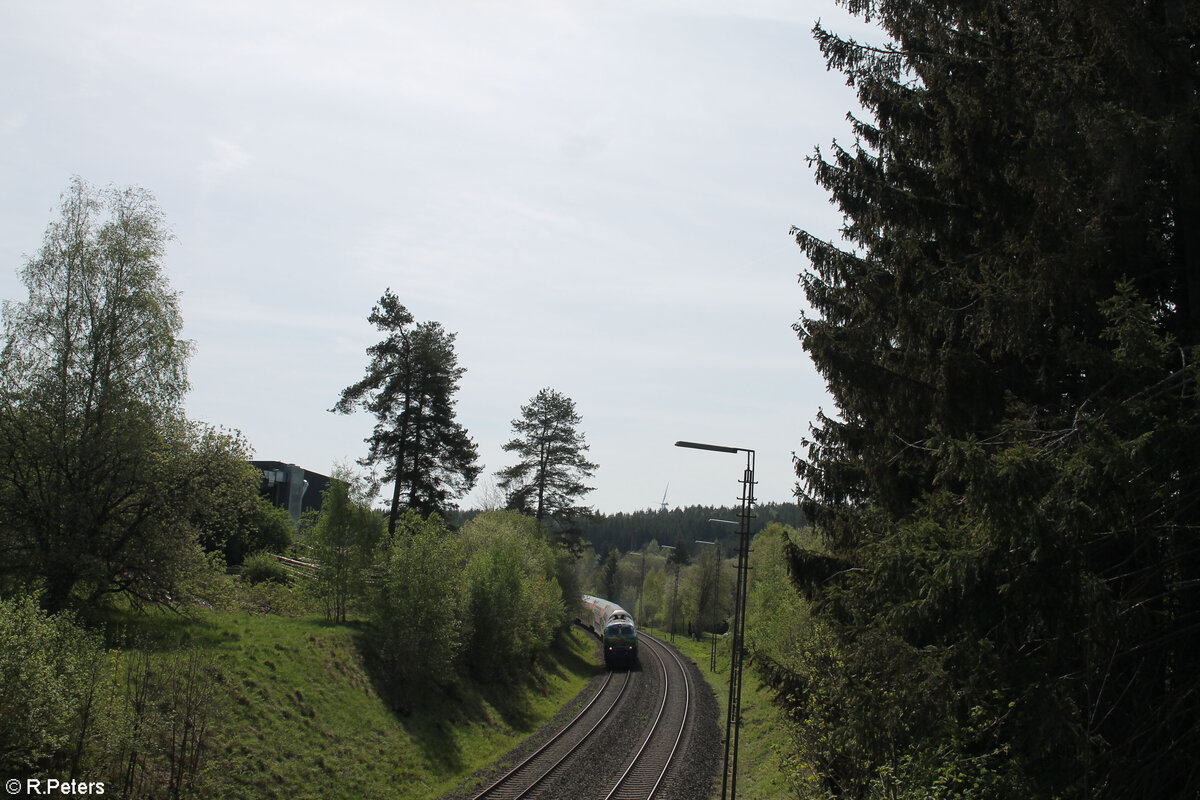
[[469, 632, 694, 800], [599, 634, 692, 800], [471, 669, 632, 800]]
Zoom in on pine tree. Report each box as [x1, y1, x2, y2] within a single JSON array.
[[783, 1, 1200, 796], [333, 290, 480, 532], [496, 387, 597, 544]]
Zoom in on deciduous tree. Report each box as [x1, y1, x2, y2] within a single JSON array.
[[458, 511, 565, 681], [369, 511, 463, 710], [0, 178, 196, 611], [307, 470, 383, 622]]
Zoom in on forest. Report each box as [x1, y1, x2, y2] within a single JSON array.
[[577, 501, 805, 555], [777, 0, 1200, 797]]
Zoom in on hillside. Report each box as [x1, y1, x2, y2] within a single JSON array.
[[119, 610, 598, 800]]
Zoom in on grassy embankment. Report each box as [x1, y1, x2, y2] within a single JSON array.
[[110, 609, 599, 800], [669, 634, 800, 800]]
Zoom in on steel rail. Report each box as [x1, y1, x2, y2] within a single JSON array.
[[602, 634, 692, 800], [471, 667, 631, 800]]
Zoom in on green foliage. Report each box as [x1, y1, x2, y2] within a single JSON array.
[[307, 476, 384, 622], [458, 512, 567, 681], [112, 645, 221, 800], [178, 425, 292, 567], [234, 578, 310, 617], [0, 178, 192, 611], [746, 525, 810, 669], [598, 548, 621, 601], [784, 2, 1200, 797], [243, 497, 295, 557], [0, 602, 595, 800], [639, 562, 666, 626], [240, 552, 290, 586], [574, 537, 737, 638], [573, 501, 805, 557], [0, 596, 110, 774], [369, 511, 464, 709], [332, 289, 481, 530], [125, 610, 596, 800], [0, 179, 265, 612], [0, 597, 220, 798], [496, 387, 597, 546]]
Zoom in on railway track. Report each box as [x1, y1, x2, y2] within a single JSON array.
[[598, 634, 692, 800], [468, 633, 695, 800], [470, 669, 632, 800]]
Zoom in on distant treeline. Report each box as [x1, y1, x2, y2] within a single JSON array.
[[577, 502, 806, 555], [449, 502, 806, 554]]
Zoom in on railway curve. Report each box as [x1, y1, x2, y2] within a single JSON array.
[[444, 631, 720, 800]]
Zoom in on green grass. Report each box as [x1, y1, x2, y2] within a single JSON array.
[[669, 635, 801, 800], [104, 609, 599, 800]]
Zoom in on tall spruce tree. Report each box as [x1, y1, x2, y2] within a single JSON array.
[[333, 290, 480, 532], [783, 1, 1200, 797], [496, 387, 597, 545]]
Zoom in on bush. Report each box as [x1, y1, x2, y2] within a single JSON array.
[[236, 580, 308, 616], [0, 595, 223, 797], [240, 552, 290, 585], [459, 511, 567, 680], [222, 497, 295, 566], [308, 478, 383, 622], [369, 512, 464, 710], [0, 596, 113, 774]]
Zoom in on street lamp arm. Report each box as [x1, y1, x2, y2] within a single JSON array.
[[675, 440, 740, 454]]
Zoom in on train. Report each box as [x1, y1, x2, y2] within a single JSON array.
[[579, 594, 639, 668]]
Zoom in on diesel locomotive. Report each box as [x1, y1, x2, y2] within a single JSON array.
[[580, 593, 639, 668]]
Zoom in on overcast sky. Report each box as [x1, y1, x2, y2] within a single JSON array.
[[1, 1, 879, 515]]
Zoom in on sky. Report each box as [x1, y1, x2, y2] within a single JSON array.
[[0, 1, 880, 515]]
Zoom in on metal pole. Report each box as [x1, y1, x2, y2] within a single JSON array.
[[727, 450, 755, 800], [712, 542, 720, 672], [661, 545, 677, 642], [675, 441, 755, 800], [696, 539, 721, 672]]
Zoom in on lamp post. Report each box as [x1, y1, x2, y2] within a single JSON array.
[[660, 544, 678, 642], [696, 538, 722, 671], [675, 440, 755, 800], [705, 517, 740, 673], [636, 550, 647, 625]]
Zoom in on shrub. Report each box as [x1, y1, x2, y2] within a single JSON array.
[[369, 512, 464, 710], [240, 552, 290, 586], [308, 478, 383, 622], [0, 596, 113, 774], [459, 511, 566, 680]]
